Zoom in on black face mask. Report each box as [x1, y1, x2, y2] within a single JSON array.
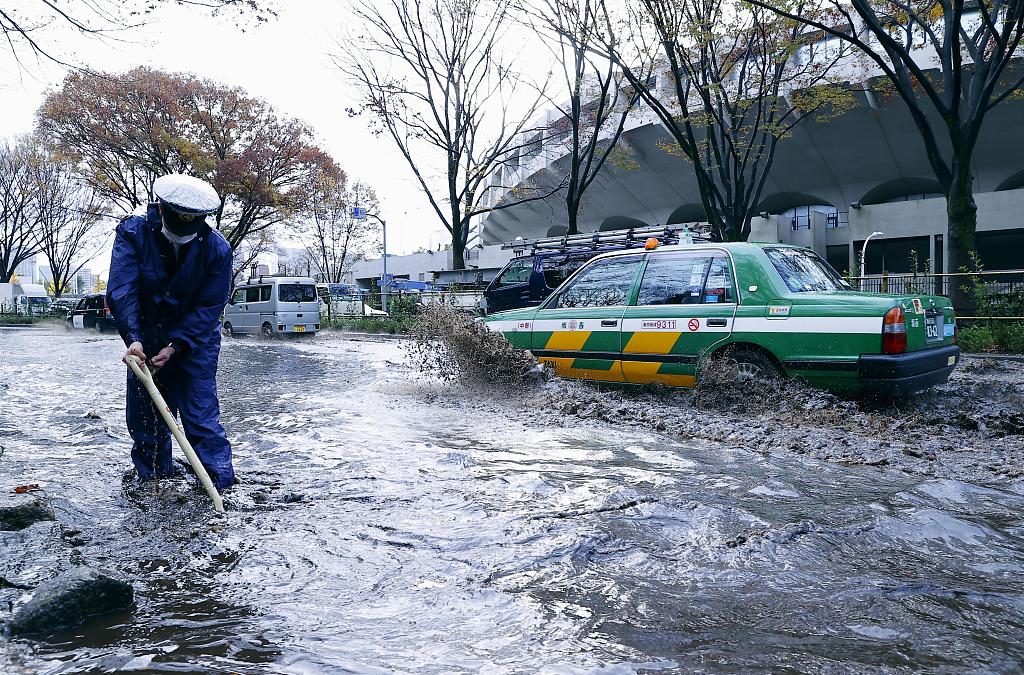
[[160, 204, 205, 237]]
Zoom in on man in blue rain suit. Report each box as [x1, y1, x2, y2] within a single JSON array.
[[107, 173, 236, 491]]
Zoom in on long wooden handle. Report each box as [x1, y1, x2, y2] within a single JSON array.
[[123, 355, 225, 514]]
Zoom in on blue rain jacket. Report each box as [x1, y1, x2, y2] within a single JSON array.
[[107, 204, 232, 376]]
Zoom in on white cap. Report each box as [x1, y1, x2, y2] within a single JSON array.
[[153, 174, 221, 215]]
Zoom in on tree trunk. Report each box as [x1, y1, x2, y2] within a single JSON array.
[[566, 200, 579, 236], [945, 160, 978, 313], [452, 238, 466, 270]]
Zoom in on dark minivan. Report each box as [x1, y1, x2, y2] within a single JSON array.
[[483, 225, 704, 314]]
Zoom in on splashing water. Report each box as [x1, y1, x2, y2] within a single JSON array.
[[405, 304, 546, 391]]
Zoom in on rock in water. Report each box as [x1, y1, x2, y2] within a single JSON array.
[[5, 567, 134, 636], [0, 497, 55, 531]]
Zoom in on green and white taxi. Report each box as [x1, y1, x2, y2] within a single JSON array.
[[483, 241, 960, 394]]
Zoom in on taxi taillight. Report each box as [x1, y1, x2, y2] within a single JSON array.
[[882, 306, 906, 354]]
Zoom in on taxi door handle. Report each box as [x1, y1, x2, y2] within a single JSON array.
[[707, 318, 728, 327], [601, 319, 618, 327]]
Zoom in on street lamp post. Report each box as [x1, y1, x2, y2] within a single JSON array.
[[860, 231, 884, 290], [353, 207, 388, 314]]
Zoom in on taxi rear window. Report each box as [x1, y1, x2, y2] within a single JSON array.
[[764, 247, 848, 293]]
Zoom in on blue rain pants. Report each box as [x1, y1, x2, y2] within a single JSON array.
[[126, 365, 235, 490]]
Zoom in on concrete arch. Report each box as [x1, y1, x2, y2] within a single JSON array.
[[860, 177, 943, 205], [756, 192, 834, 215], [666, 203, 707, 225], [996, 169, 1024, 192], [599, 215, 650, 232]]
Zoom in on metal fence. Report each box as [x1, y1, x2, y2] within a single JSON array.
[[0, 301, 73, 319], [847, 269, 1024, 298]]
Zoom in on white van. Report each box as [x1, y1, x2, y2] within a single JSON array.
[[222, 276, 321, 337]]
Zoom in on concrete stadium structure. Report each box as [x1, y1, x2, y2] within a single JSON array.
[[479, 83, 1024, 279], [347, 43, 1024, 289]]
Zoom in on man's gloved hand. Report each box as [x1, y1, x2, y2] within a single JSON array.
[[125, 341, 147, 365], [149, 344, 176, 375]]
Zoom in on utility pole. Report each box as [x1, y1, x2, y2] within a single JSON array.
[[353, 207, 388, 314]]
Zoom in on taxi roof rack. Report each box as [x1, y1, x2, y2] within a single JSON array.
[[502, 223, 712, 255]]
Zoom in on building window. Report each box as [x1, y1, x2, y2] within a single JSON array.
[[976, 228, 1024, 271], [826, 245, 850, 276], [855, 235, 930, 274]]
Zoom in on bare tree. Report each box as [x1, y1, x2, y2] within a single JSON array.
[[590, 0, 852, 241], [0, 1, 276, 69], [302, 178, 378, 284], [746, 0, 1024, 308], [519, 0, 642, 235], [29, 146, 108, 297], [0, 139, 41, 283], [339, 0, 561, 269], [231, 228, 275, 286]]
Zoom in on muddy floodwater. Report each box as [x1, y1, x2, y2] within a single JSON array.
[[2, 326, 1024, 673]]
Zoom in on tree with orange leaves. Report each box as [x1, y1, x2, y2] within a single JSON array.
[[37, 67, 342, 281]]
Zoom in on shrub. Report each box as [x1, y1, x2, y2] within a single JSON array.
[[993, 322, 1024, 354], [327, 316, 413, 334], [957, 324, 998, 353]]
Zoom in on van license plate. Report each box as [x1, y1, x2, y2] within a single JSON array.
[[293, 325, 306, 333]]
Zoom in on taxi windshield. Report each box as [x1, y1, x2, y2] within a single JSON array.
[[764, 247, 848, 293]]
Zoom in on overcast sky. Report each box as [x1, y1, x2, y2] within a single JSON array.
[[0, 1, 505, 273]]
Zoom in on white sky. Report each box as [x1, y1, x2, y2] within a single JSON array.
[[0, 1, 493, 274]]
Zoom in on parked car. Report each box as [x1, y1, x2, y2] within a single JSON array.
[[223, 276, 321, 337], [50, 298, 78, 315], [482, 241, 960, 395], [66, 293, 116, 332]]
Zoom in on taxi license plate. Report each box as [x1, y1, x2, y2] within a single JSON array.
[[293, 325, 306, 333], [925, 315, 942, 343]]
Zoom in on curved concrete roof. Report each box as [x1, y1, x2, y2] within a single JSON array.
[[480, 87, 1024, 245]]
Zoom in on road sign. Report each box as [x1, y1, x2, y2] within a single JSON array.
[[352, 207, 367, 219]]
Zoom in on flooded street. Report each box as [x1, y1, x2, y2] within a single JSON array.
[[2, 326, 1024, 673]]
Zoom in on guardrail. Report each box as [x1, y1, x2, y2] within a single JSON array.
[[319, 289, 485, 321]]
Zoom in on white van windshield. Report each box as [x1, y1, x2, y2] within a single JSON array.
[[279, 284, 317, 302]]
